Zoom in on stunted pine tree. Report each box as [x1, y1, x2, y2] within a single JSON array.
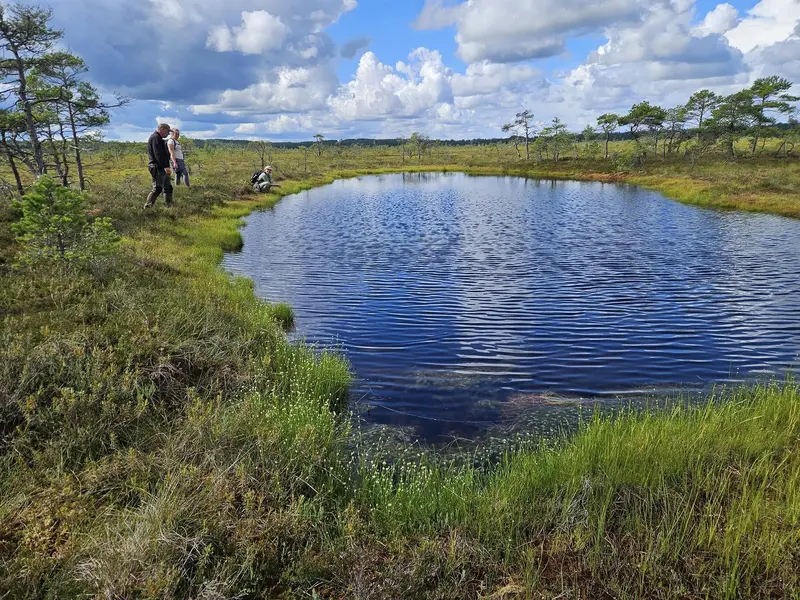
[[707, 90, 759, 157], [548, 117, 569, 161], [248, 140, 271, 169], [409, 132, 428, 161], [0, 108, 27, 194], [620, 102, 667, 156], [12, 175, 118, 266], [749, 76, 799, 154], [664, 106, 687, 155], [37, 52, 126, 189], [397, 137, 408, 162], [597, 113, 619, 159], [0, 4, 62, 175], [501, 121, 523, 159], [685, 90, 720, 139], [503, 109, 534, 160]]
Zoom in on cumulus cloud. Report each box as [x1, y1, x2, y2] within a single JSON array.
[[155, 115, 182, 130], [726, 0, 800, 53], [548, 0, 752, 125], [415, 0, 644, 62], [340, 36, 372, 59], [207, 11, 288, 55], [413, 0, 464, 30], [329, 49, 453, 120], [38, 0, 356, 102], [235, 115, 319, 135], [190, 64, 338, 116], [192, 43, 547, 134], [693, 3, 740, 36], [264, 115, 317, 133], [451, 62, 543, 97], [591, 1, 744, 75], [744, 20, 800, 81]]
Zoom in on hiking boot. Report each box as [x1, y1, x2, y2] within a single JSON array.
[[164, 193, 174, 207], [143, 192, 157, 209]]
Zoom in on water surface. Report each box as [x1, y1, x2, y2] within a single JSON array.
[[224, 173, 800, 441]]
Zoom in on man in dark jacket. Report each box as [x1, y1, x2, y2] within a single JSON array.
[[144, 123, 173, 208]]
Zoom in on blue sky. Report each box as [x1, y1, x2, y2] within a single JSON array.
[[33, 0, 800, 141], [329, 1, 458, 77], [329, 0, 736, 78]]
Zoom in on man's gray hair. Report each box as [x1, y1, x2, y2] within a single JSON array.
[[157, 123, 170, 131]]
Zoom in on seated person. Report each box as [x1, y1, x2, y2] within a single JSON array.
[[254, 166, 276, 192]]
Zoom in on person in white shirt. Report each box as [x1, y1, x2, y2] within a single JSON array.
[[167, 129, 189, 187]]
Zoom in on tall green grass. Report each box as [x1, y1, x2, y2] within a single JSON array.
[[1, 147, 799, 598], [336, 382, 800, 598]]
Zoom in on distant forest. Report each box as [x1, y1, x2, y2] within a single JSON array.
[[99, 121, 797, 152]]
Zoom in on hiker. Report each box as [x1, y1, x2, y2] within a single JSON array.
[[168, 128, 189, 187], [144, 123, 173, 208], [252, 165, 280, 193]]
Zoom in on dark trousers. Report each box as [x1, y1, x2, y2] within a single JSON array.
[[148, 163, 173, 204], [174, 159, 190, 187]]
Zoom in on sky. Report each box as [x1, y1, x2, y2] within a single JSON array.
[[32, 0, 800, 141]]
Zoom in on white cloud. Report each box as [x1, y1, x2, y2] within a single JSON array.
[[234, 122, 257, 134], [207, 10, 288, 54], [265, 115, 316, 133], [150, 0, 204, 26], [725, 0, 800, 53], [693, 3, 739, 36], [546, 0, 751, 125], [415, 0, 643, 63], [155, 115, 182, 130], [241, 115, 318, 135], [451, 62, 543, 97], [744, 21, 800, 81], [590, 1, 743, 73], [435, 103, 469, 123], [235, 115, 318, 135], [42, 0, 357, 102], [329, 49, 453, 120], [190, 64, 338, 116], [413, 0, 464, 30]]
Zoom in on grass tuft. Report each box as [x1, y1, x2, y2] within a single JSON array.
[[268, 302, 295, 330]]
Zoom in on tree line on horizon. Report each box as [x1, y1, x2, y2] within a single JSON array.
[[504, 77, 799, 162]]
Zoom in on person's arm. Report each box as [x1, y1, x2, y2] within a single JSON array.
[[147, 135, 156, 165], [157, 139, 172, 174], [167, 139, 178, 167]]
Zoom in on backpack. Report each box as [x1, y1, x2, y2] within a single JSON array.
[[250, 171, 262, 185]]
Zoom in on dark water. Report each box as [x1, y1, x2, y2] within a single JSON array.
[[224, 173, 800, 441]]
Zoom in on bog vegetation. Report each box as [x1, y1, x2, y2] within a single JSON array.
[[2, 3, 800, 599]]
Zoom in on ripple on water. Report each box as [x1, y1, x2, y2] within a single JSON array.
[[223, 173, 800, 442]]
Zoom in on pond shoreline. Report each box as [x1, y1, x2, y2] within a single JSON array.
[[224, 172, 800, 442], [4, 160, 800, 598], [181, 168, 800, 596], [238, 162, 800, 221]]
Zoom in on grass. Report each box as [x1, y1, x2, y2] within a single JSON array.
[[343, 383, 800, 598], [0, 141, 799, 598]]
